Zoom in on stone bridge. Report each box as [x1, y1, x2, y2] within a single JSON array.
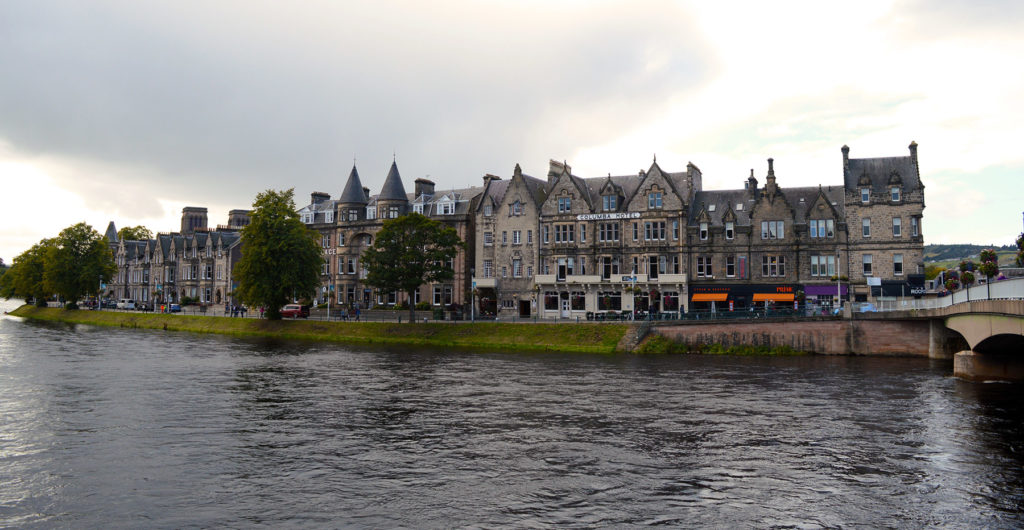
[[652, 295, 1024, 380]]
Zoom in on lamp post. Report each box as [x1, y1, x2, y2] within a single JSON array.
[[470, 267, 475, 323], [836, 252, 841, 312]]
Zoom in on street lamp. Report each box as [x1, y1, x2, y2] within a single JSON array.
[[470, 267, 475, 323]]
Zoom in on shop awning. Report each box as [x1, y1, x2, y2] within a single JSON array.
[[752, 293, 795, 302], [691, 293, 728, 302]]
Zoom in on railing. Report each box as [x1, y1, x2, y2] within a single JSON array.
[[870, 277, 1024, 312]]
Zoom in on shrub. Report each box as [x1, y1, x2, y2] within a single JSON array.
[[415, 301, 431, 310]]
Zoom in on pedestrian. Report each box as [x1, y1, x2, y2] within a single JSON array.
[[241, 306, 247, 318], [259, 306, 264, 319]]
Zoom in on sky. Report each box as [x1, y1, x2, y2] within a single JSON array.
[[2, 0, 1023, 262]]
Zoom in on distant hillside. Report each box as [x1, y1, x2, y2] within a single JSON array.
[[924, 244, 1015, 263]]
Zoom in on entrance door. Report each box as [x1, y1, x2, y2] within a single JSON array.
[[560, 299, 570, 318], [519, 300, 531, 318]]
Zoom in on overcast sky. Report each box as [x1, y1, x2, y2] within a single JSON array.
[[2, 0, 1023, 262]]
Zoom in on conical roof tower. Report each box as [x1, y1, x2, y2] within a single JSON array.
[[339, 165, 368, 205], [378, 161, 408, 201]]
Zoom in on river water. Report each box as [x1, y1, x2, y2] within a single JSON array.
[[1, 300, 1023, 528]]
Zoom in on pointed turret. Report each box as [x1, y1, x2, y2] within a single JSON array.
[[339, 165, 368, 205], [105, 221, 118, 243], [378, 161, 408, 201]]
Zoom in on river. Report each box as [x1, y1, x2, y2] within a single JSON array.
[[1, 299, 1022, 528]]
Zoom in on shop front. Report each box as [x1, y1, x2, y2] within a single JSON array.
[[689, 284, 799, 313], [803, 284, 849, 314]]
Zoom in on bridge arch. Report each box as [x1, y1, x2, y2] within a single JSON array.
[[945, 313, 1024, 352], [973, 333, 1024, 355]]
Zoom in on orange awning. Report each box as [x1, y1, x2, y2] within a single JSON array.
[[752, 293, 795, 302], [691, 293, 728, 302]]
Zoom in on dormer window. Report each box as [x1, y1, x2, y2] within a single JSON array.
[[512, 200, 522, 216], [440, 201, 454, 215], [602, 195, 617, 211], [301, 212, 313, 224], [861, 187, 870, 203], [484, 204, 493, 217], [890, 186, 901, 202], [699, 222, 709, 240], [325, 211, 333, 223], [725, 222, 734, 240], [648, 192, 663, 209], [413, 203, 424, 214], [557, 197, 571, 213]]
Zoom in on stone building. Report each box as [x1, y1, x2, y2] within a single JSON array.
[[297, 161, 482, 310], [471, 164, 548, 318], [106, 208, 245, 309]]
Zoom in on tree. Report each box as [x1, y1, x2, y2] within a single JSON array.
[[1016, 232, 1024, 267], [117, 225, 153, 241], [233, 189, 321, 320], [44, 223, 116, 308], [0, 239, 55, 306], [361, 213, 464, 322]]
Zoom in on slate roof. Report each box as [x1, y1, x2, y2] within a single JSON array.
[[105, 221, 118, 243], [377, 161, 408, 201], [689, 185, 845, 227], [339, 166, 368, 205], [845, 155, 921, 193]]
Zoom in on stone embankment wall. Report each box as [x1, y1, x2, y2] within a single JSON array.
[[654, 319, 933, 356]]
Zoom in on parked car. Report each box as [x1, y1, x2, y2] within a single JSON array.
[[280, 304, 310, 318], [117, 298, 136, 310], [103, 299, 118, 309], [169, 304, 181, 313]]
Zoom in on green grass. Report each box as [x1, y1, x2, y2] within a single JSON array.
[[10, 306, 629, 354], [635, 334, 808, 356]]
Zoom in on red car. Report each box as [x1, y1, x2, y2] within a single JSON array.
[[280, 304, 310, 318]]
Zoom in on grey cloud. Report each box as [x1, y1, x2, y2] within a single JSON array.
[[0, 1, 713, 208]]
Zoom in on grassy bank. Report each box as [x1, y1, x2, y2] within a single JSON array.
[[9, 306, 629, 354], [635, 334, 809, 356]]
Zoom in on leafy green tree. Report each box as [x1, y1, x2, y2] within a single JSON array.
[[117, 225, 153, 241], [44, 223, 116, 308], [1016, 232, 1024, 267], [361, 213, 464, 322], [233, 189, 321, 320], [1, 240, 55, 306]]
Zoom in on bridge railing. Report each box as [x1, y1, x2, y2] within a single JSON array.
[[872, 277, 1024, 312]]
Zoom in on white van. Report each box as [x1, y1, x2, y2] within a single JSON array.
[[117, 299, 136, 310]]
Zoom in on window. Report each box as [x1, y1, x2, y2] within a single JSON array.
[[862, 218, 871, 238], [699, 222, 709, 241], [325, 211, 333, 223], [558, 197, 571, 212], [513, 259, 523, 277], [301, 212, 313, 224], [894, 254, 903, 276], [810, 255, 836, 277], [321, 259, 330, 275], [644, 221, 666, 241], [600, 256, 620, 279], [413, 203, 424, 214], [696, 256, 712, 278], [892, 217, 902, 237], [543, 225, 549, 244], [527, 230, 533, 244], [512, 230, 521, 245], [632, 222, 638, 241], [338, 233, 345, 246], [761, 255, 786, 277], [502, 231, 508, 245], [484, 204, 493, 216], [911, 217, 919, 236], [527, 266, 533, 277], [891, 187, 901, 202], [358, 208, 368, 221], [502, 266, 507, 278], [484, 232, 493, 246], [433, 286, 442, 305], [632, 257, 639, 274], [512, 201, 523, 216], [322, 234, 330, 248], [809, 219, 835, 238], [389, 206, 400, 218], [863, 254, 873, 275], [648, 192, 663, 209], [603, 195, 617, 211], [483, 260, 493, 278], [726, 256, 735, 277], [725, 222, 734, 240], [672, 255, 680, 274], [761, 221, 784, 239], [673, 220, 680, 240], [861, 187, 870, 203], [580, 225, 586, 243], [554, 224, 575, 243]]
